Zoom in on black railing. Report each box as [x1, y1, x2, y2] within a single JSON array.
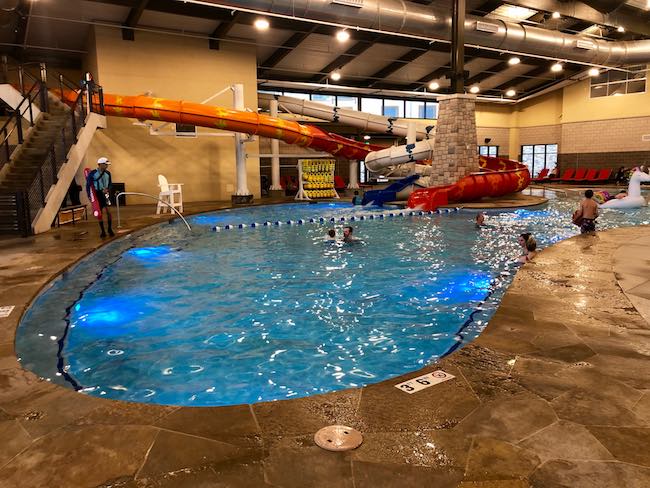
[[0, 60, 104, 236]]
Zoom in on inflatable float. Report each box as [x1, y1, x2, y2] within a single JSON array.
[[600, 169, 650, 209]]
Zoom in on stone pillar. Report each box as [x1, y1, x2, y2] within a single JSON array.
[[429, 94, 478, 187]]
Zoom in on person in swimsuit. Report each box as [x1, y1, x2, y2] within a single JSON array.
[[579, 189, 599, 235]]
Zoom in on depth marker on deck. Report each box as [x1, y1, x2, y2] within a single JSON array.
[[0, 306, 15, 318], [395, 370, 455, 394]]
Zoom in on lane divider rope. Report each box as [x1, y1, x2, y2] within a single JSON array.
[[211, 208, 461, 231]]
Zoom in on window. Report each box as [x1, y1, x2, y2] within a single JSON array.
[[284, 91, 310, 100], [405, 101, 424, 118], [336, 96, 358, 110], [383, 99, 404, 118], [361, 98, 383, 115], [521, 144, 557, 177], [359, 160, 367, 184], [311, 94, 335, 105], [478, 145, 498, 157], [424, 103, 438, 119], [590, 65, 647, 98]]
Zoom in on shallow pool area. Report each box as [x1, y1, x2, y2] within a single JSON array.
[[15, 194, 650, 406]]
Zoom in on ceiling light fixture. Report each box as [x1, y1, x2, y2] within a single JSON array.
[[254, 18, 270, 30], [588, 67, 600, 77], [551, 62, 563, 72], [363, 135, 371, 140], [617, 26, 625, 33], [428, 81, 440, 90], [505, 89, 516, 97], [469, 85, 480, 94], [508, 57, 521, 65], [336, 29, 350, 42], [552, 11, 561, 19], [330, 70, 342, 81]]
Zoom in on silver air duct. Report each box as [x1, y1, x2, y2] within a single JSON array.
[[199, 0, 650, 65]]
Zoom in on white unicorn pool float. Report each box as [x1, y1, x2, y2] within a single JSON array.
[[600, 169, 650, 209]]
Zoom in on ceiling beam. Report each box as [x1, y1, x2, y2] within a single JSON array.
[[258, 27, 317, 77], [492, 65, 559, 92], [122, 0, 149, 41], [10, 0, 31, 62], [470, 0, 504, 16], [209, 11, 241, 50], [465, 60, 510, 86], [368, 49, 428, 87], [516, 66, 582, 97], [309, 40, 374, 83]]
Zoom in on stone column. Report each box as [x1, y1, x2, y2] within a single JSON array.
[[429, 94, 478, 187]]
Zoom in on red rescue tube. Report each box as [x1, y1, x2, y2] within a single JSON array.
[[84, 168, 103, 220]]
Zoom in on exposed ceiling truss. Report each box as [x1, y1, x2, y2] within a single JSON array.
[[2, 0, 649, 101]]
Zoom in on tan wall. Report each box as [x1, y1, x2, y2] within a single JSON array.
[[86, 26, 260, 204]]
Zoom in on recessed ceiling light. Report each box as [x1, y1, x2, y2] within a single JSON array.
[[617, 26, 625, 33], [428, 81, 440, 90], [469, 85, 480, 94], [588, 67, 600, 77], [330, 71, 342, 81], [506, 89, 516, 97], [508, 57, 521, 65], [551, 62, 563, 72], [363, 135, 371, 140], [336, 29, 350, 42], [254, 18, 270, 30], [552, 11, 561, 19]]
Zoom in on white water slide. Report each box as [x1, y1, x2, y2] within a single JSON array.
[[258, 93, 437, 176]]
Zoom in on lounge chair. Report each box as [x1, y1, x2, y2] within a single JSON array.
[[582, 168, 599, 182], [593, 168, 612, 183], [549, 168, 574, 182], [566, 168, 588, 183], [531, 168, 549, 182]]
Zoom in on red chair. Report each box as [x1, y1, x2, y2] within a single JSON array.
[[583, 168, 599, 182], [531, 168, 549, 182], [567, 168, 588, 182], [334, 175, 347, 190], [279, 175, 287, 189], [592, 168, 612, 183], [550, 168, 574, 182]]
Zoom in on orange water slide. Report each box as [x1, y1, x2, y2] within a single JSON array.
[[78, 93, 530, 208], [100, 94, 382, 161]]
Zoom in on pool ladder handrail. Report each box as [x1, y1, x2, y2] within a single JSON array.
[[115, 191, 192, 231]]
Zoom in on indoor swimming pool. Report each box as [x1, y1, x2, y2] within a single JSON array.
[[15, 192, 650, 406]]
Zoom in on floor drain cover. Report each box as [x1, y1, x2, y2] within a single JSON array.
[[314, 425, 363, 452]]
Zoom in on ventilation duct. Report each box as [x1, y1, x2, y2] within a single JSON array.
[[200, 0, 650, 65]]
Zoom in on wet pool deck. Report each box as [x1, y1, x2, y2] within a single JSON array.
[[0, 197, 649, 487]]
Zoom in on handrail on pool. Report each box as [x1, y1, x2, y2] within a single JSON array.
[[115, 192, 192, 231]]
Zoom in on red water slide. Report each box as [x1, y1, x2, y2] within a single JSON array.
[[407, 156, 531, 210]]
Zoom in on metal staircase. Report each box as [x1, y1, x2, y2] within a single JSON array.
[[0, 63, 106, 236]]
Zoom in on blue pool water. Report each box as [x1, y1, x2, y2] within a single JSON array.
[[16, 191, 650, 406]]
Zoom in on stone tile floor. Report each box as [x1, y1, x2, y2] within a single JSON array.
[[0, 199, 648, 487]]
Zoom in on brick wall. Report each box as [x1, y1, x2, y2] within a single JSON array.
[[477, 127, 509, 158], [519, 125, 562, 150], [561, 117, 650, 153]]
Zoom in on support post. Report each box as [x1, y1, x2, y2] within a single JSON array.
[[269, 98, 283, 193], [450, 0, 466, 94], [347, 160, 360, 190], [231, 83, 253, 204]]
